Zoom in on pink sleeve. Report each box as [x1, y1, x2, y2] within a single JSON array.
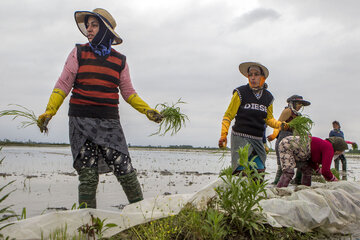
[[54, 47, 79, 95], [119, 62, 136, 101]]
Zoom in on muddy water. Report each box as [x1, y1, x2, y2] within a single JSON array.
[[1, 146, 359, 218]]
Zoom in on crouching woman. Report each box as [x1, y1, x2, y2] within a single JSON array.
[[277, 136, 348, 188]]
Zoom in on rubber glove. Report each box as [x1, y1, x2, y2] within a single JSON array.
[[267, 133, 277, 142], [218, 136, 227, 148], [281, 122, 289, 131], [264, 144, 270, 154], [37, 88, 66, 132], [127, 93, 163, 123], [219, 117, 231, 148]]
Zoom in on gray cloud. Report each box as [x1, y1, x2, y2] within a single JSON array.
[[0, 0, 360, 147], [232, 8, 281, 31]]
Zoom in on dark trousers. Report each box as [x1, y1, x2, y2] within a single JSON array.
[[334, 154, 347, 172], [74, 140, 143, 208]]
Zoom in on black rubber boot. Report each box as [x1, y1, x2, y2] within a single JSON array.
[[117, 171, 144, 204], [339, 154, 347, 172], [78, 167, 99, 208], [334, 157, 340, 171], [294, 169, 302, 185]]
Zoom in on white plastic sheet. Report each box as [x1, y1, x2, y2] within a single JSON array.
[[1, 179, 360, 239]]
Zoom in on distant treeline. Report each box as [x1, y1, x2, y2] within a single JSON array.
[[128, 144, 219, 150], [347, 149, 360, 154], [0, 139, 70, 147], [0, 139, 219, 150]]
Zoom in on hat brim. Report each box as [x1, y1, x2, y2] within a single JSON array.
[[296, 100, 311, 106], [74, 11, 123, 45], [239, 62, 269, 79]]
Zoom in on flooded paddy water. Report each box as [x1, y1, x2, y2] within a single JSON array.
[[1, 146, 360, 218]]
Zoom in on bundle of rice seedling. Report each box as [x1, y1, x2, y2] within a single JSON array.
[[151, 99, 189, 136], [0, 104, 46, 133], [288, 115, 314, 149], [352, 142, 358, 151], [330, 168, 340, 180]]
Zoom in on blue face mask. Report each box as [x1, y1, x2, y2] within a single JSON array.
[[86, 15, 114, 56]]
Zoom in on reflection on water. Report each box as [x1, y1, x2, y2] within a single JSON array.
[[0, 146, 359, 218], [1, 146, 359, 180]]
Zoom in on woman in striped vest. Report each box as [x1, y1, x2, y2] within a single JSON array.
[[37, 8, 163, 208]]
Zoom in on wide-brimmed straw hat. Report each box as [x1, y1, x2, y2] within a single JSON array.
[[286, 95, 311, 106], [239, 62, 269, 79], [74, 8, 122, 45]]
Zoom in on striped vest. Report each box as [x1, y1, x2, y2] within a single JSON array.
[[68, 44, 126, 119]]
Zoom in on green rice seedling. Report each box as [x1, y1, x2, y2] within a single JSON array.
[[201, 208, 227, 240], [77, 214, 117, 239], [0, 104, 46, 133], [215, 144, 268, 240], [0, 181, 16, 230], [288, 115, 314, 150], [331, 168, 340, 180], [352, 142, 358, 151], [0, 148, 17, 238], [42, 224, 87, 240], [151, 99, 189, 136]]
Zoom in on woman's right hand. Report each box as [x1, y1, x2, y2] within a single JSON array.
[[218, 136, 227, 148], [37, 113, 52, 133], [267, 134, 276, 142]]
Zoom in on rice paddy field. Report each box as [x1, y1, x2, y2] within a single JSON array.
[[1, 146, 360, 218]]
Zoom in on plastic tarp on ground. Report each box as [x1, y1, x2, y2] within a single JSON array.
[[2, 179, 360, 239]]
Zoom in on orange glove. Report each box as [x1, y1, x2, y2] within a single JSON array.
[[264, 144, 270, 154], [267, 134, 277, 142], [219, 117, 231, 148]]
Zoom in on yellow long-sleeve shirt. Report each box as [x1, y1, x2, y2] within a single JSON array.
[[221, 91, 282, 138]]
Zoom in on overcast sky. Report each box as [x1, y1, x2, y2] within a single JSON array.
[[0, 0, 359, 148]]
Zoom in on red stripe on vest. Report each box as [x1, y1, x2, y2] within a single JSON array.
[[107, 55, 123, 66], [70, 98, 117, 107], [80, 51, 123, 66], [77, 78, 118, 88], [81, 52, 96, 59], [78, 65, 120, 79], [72, 88, 118, 99]]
